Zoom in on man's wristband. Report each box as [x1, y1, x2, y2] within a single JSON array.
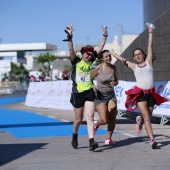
[[103, 34, 108, 37]]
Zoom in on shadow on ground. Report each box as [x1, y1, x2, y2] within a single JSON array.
[[0, 143, 48, 166], [94, 134, 170, 152]]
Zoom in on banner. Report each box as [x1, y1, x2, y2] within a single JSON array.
[[152, 81, 170, 116], [114, 81, 170, 116], [0, 60, 11, 72], [25, 81, 73, 110], [25, 80, 170, 117]]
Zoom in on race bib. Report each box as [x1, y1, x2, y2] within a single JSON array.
[[76, 73, 90, 82]]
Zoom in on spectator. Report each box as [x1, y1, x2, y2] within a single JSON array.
[[62, 65, 70, 80], [41, 72, 46, 81]]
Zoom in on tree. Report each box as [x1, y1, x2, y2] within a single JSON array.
[[35, 51, 57, 80], [10, 62, 29, 82]]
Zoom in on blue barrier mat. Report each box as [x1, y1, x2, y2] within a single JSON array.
[[0, 97, 26, 106]]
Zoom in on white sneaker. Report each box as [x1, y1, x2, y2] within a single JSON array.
[[105, 138, 116, 145]]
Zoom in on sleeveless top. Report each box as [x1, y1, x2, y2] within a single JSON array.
[[134, 61, 154, 90], [71, 56, 95, 93], [96, 64, 115, 93]]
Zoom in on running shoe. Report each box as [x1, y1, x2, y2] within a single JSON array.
[[150, 140, 158, 149], [89, 140, 98, 151], [136, 116, 143, 134], [94, 120, 98, 135], [71, 133, 78, 149], [105, 138, 116, 145]]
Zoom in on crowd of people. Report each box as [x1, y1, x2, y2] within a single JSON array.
[[29, 67, 71, 82], [64, 22, 168, 151]]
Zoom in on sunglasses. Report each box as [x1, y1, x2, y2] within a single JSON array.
[[86, 52, 94, 57]]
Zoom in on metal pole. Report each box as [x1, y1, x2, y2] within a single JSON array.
[[119, 24, 123, 54]]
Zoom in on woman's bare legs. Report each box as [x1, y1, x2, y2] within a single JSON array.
[[106, 100, 117, 140], [95, 103, 108, 128], [137, 101, 154, 140], [72, 106, 84, 149], [73, 107, 84, 134], [84, 101, 98, 150], [137, 107, 154, 126], [95, 100, 117, 144], [84, 101, 95, 139]]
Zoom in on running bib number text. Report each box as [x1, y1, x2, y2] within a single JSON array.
[[76, 73, 90, 82]]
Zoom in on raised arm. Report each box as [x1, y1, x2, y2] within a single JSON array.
[[92, 65, 100, 80], [65, 24, 76, 62], [110, 49, 135, 71], [95, 25, 108, 55], [146, 25, 154, 66]]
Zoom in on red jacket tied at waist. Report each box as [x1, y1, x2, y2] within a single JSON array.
[[125, 86, 168, 111]]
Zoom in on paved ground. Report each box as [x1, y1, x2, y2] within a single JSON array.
[[0, 94, 170, 170]]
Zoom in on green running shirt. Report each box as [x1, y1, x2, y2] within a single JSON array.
[[71, 56, 95, 93]]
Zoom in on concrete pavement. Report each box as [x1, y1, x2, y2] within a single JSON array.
[[0, 94, 170, 170]]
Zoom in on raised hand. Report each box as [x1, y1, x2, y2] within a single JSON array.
[[65, 24, 73, 36], [101, 25, 108, 36], [110, 81, 116, 87], [63, 24, 73, 42], [93, 85, 98, 93]]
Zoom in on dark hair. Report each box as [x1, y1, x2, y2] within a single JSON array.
[[133, 48, 147, 60], [133, 48, 156, 61], [152, 52, 156, 61], [99, 50, 109, 59], [80, 45, 94, 55]]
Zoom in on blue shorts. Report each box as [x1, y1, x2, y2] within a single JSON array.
[[95, 90, 117, 105]]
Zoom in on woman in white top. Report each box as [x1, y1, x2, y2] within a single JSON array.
[[110, 24, 166, 149]]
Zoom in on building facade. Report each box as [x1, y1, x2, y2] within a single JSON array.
[[115, 0, 170, 81]]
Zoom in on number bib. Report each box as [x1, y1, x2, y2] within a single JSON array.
[[76, 73, 90, 82]]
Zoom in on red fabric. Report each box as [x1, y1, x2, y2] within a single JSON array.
[[83, 48, 94, 54], [125, 86, 168, 111]]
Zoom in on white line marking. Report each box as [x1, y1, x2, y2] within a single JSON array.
[[60, 119, 70, 122], [98, 128, 137, 137], [48, 116, 56, 119], [122, 133, 137, 137]]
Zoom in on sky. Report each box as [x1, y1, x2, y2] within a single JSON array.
[[0, 0, 144, 52]]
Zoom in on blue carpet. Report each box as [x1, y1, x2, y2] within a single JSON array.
[[0, 97, 119, 138], [0, 97, 26, 106], [0, 108, 118, 138]]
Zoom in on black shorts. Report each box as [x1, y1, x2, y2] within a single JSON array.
[[137, 93, 155, 107], [70, 88, 95, 108]]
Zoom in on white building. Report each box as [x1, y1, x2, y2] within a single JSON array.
[[0, 34, 138, 74]]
